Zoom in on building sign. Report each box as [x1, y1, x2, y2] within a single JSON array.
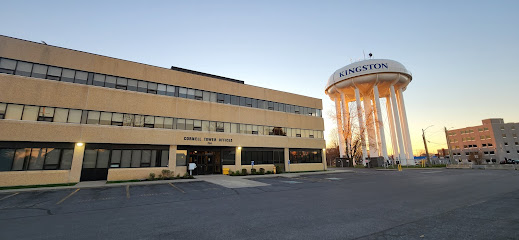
[[183, 136, 233, 144], [338, 63, 388, 77]]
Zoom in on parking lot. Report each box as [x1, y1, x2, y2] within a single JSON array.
[[1, 169, 519, 239]]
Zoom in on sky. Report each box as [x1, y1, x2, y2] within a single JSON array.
[[2, 1, 519, 155]]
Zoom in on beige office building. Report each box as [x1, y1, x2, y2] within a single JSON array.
[[0, 35, 326, 187], [446, 118, 519, 164]]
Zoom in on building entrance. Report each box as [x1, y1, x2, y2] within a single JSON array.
[[188, 150, 221, 175]]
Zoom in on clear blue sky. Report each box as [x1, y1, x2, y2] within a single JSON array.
[[3, 1, 519, 153]]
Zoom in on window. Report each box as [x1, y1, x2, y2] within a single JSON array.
[[61, 69, 75, 83], [53, 108, 69, 123], [187, 89, 195, 99], [240, 97, 246, 106], [134, 115, 144, 127], [178, 87, 187, 98], [105, 76, 116, 88], [0, 103, 6, 119], [38, 107, 55, 122], [216, 122, 225, 132], [157, 84, 167, 95], [166, 85, 176, 96], [112, 113, 123, 126], [176, 118, 186, 130], [504, 142, 508, 146], [127, 79, 138, 91], [121, 114, 133, 126], [31, 64, 48, 79], [482, 144, 487, 147], [289, 149, 322, 163], [217, 93, 225, 103], [147, 82, 158, 94], [0, 58, 16, 74], [68, 109, 82, 124], [164, 118, 174, 129], [87, 111, 100, 124], [231, 123, 238, 133], [21, 105, 39, 121], [195, 90, 203, 100], [185, 119, 194, 130], [74, 71, 88, 84], [0, 143, 74, 171], [47, 67, 62, 81], [144, 116, 154, 128], [490, 151, 495, 155], [222, 150, 235, 165], [488, 143, 493, 147], [231, 95, 239, 105], [154, 117, 164, 128], [15, 61, 33, 77], [100, 112, 112, 125], [193, 120, 202, 131], [210, 92, 217, 102], [137, 81, 147, 93], [502, 134, 507, 138], [93, 74, 106, 86], [201, 120, 209, 132]]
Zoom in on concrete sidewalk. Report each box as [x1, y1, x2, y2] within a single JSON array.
[[0, 169, 353, 193]]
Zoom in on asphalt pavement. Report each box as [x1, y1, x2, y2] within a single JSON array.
[[0, 168, 518, 240]]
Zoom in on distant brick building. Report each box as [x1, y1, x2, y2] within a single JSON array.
[[446, 119, 519, 164]]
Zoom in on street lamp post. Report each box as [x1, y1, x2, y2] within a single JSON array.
[[422, 125, 434, 167]]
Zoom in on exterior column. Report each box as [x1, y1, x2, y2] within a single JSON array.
[[397, 88, 414, 164], [322, 148, 327, 170], [374, 86, 389, 161], [354, 88, 368, 164], [334, 96, 346, 158], [69, 142, 85, 183], [372, 95, 382, 156], [235, 146, 242, 171], [363, 95, 379, 158], [386, 97, 399, 164], [340, 91, 351, 158], [284, 147, 290, 172], [168, 145, 177, 174], [390, 85, 407, 164]]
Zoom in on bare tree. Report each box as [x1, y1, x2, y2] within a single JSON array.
[[468, 151, 484, 165], [326, 97, 380, 165]]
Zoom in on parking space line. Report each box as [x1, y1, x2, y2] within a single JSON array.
[[56, 188, 80, 205], [0, 192, 19, 201], [126, 185, 130, 199], [169, 183, 185, 193]]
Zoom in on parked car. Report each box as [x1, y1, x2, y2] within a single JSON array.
[[500, 159, 517, 164]]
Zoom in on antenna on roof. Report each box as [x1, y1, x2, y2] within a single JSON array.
[[41, 41, 47, 45], [368, 53, 373, 59]]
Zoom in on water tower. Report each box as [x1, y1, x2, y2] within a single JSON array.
[[325, 59, 414, 165]]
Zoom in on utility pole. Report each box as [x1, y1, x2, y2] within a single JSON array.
[[422, 129, 431, 166], [444, 127, 454, 165]]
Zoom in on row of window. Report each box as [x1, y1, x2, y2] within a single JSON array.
[[0, 57, 322, 117], [241, 148, 285, 165], [0, 143, 74, 171], [0, 102, 324, 138], [289, 149, 323, 164], [83, 148, 169, 169]]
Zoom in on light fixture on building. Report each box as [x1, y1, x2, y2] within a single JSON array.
[[238, 147, 242, 150], [76, 142, 84, 147]]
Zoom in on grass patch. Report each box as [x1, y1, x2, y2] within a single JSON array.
[[0, 183, 77, 190]]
